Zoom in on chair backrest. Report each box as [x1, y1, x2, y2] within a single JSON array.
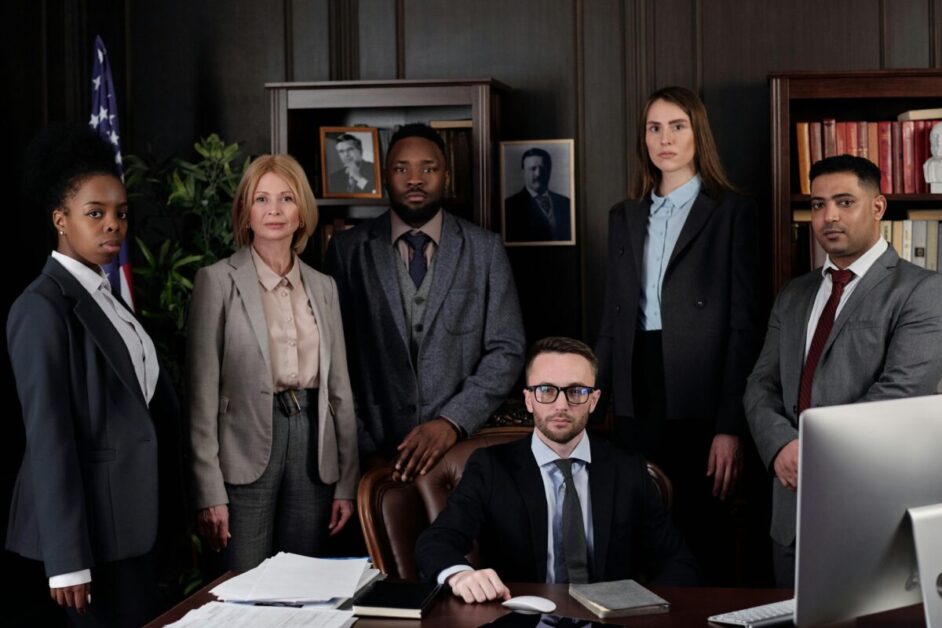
[[356, 426, 672, 580]]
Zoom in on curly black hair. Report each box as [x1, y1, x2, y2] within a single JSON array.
[[20, 124, 121, 222]]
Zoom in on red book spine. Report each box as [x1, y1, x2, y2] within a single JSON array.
[[915, 120, 929, 194], [836, 122, 847, 155], [857, 121, 869, 159], [809, 122, 823, 164], [867, 121, 880, 167], [878, 121, 893, 194], [892, 121, 903, 194], [902, 120, 916, 194], [845, 121, 858, 158]]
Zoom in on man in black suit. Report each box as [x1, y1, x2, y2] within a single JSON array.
[[504, 147, 572, 242], [328, 132, 377, 194], [415, 337, 697, 603]]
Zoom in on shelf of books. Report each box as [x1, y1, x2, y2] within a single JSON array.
[[770, 70, 942, 291], [266, 79, 507, 263]]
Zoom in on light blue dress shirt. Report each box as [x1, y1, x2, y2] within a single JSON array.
[[639, 174, 701, 330], [531, 432, 594, 584]]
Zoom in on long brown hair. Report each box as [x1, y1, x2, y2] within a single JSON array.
[[629, 86, 739, 201]]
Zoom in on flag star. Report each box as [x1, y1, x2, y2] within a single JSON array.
[[92, 75, 101, 90], [89, 112, 100, 128], [98, 105, 108, 120], [109, 130, 119, 145], [115, 153, 123, 165]]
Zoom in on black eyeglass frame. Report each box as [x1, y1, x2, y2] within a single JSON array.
[[525, 384, 597, 405]]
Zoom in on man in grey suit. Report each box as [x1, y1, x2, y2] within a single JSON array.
[[326, 123, 526, 481], [745, 155, 942, 587]]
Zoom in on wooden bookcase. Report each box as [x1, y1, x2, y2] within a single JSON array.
[[266, 78, 507, 260], [769, 69, 942, 293]]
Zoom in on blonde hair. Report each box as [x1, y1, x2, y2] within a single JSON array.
[[232, 154, 318, 254]]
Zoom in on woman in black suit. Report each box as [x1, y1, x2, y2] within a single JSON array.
[[595, 86, 759, 584], [7, 126, 177, 626]]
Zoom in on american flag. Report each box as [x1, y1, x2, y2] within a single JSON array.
[[89, 35, 135, 310]]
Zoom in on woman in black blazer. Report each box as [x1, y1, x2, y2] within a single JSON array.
[[7, 127, 177, 626], [595, 86, 759, 584]]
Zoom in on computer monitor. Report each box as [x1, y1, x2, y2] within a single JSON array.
[[795, 394, 942, 626]]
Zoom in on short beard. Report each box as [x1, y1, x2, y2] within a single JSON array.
[[389, 197, 442, 228]]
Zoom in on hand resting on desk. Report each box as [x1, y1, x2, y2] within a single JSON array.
[[447, 568, 512, 604]]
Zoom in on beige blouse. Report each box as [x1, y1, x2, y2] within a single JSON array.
[[250, 247, 320, 392]]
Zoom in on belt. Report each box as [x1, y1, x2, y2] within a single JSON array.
[[274, 388, 316, 417]]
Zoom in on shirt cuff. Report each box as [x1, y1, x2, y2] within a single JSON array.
[[49, 569, 91, 588], [437, 564, 473, 586]]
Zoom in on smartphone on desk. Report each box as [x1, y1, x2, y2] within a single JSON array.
[[480, 613, 616, 627]]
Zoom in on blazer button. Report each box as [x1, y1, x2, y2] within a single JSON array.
[[615, 305, 621, 313], [695, 299, 706, 308], [792, 405, 798, 416], [415, 323, 424, 332], [414, 296, 425, 305]]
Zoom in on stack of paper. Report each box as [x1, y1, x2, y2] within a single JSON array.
[[211, 553, 380, 607], [167, 602, 356, 627]]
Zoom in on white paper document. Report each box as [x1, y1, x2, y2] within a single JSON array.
[[211, 553, 373, 603], [165, 601, 356, 627]]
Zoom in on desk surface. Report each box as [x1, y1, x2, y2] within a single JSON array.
[[145, 575, 925, 627]]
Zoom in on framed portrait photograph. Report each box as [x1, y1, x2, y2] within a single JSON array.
[[500, 139, 575, 246], [319, 126, 383, 199]]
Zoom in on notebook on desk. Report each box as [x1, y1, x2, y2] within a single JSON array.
[[351, 581, 442, 619]]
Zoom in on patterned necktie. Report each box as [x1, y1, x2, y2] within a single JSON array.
[[402, 231, 432, 287], [798, 268, 854, 414], [537, 194, 557, 231], [553, 458, 589, 583]]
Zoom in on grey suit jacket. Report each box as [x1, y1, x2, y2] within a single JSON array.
[[325, 210, 526, 456], [6, 258, 179, 577], [745, 245, 942, 544], [187, 247, 358, 510]]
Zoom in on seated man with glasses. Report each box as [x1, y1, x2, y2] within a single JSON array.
[[415, 337, 698, 604]]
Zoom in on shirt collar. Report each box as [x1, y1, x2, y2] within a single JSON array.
[[51, 251, 109, 294], [822, 236, 888, 279], [390, 207, 443, 246], [250, 246, 301, 291], [649, 174, 701, 213], [526, 186, 549, 200], [530, 430, 592, 467]]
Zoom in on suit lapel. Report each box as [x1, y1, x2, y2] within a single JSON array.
[[625, 199, 649, 283], [820, 247, 896, 359], [422, 211, 462, 335], [300, 264, 330, 379], [784, 274, 823, 411], [587, 440, 614, 580], [509, 441, 550, 583], [364, 213, 410, 354], [228, 247, 272, 372], [45, 259, 148, 411], [666, 192, 716, 271]]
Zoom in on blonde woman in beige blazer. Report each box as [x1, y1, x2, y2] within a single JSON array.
[[187, 154, 358, 570]]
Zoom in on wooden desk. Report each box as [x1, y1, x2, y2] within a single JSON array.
[[145, 575, 926, 627]]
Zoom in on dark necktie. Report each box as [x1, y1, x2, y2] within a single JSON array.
[[553, 458, 589, 583], [402, 231, 432, 287], [537, 194, 556, 231], [798, 268, 854, 414]]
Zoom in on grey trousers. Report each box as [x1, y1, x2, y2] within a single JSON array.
[[222, 389, 334, 571], [772, 538, 796, 589]]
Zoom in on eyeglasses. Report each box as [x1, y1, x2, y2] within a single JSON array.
[[525, 384, 596, 405]]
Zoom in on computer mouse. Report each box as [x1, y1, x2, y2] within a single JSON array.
[[501, 595, 557, 614]]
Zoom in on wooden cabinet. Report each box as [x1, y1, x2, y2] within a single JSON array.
[[769, 69, 942, 292], [266, 79, 507, 255]]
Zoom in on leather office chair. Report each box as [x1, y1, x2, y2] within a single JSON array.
[[357, 426, 673, 580]]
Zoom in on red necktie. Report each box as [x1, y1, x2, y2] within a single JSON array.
[[798, 268, 854, 415]]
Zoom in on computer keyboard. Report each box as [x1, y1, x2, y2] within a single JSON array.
[[708, 597, 795, 627]]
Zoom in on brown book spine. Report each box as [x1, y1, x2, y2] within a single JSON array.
[[809, 122, 823, 164], [796, 122, 811, 194], [892, 121, 903, 194], [867, 121, 880, 168], [836, 121, 847, 155], [845, 121, 858, 158], [902, 120, 916, 194], [823, 119, 837, 157], [878, 121, 893, 193]]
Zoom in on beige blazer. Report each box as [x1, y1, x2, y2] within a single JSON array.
[[187, 246, 358, 510]]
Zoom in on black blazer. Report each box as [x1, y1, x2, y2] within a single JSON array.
[[595, 190, 759, 435], [6, 258, 178, 577], [415, 437, 698, 585]]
